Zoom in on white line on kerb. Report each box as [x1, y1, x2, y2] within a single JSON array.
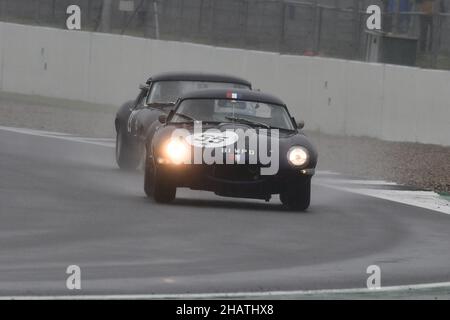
[[316, 182, 450, 215], [1, 281, 450, 300]]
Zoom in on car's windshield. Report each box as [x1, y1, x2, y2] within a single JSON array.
[[171, 98, 295, 130], [147, 81, 249, 104]]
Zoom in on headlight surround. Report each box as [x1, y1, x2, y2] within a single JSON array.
[[161, 137, 190, 165], [287, 146, 309, 167]]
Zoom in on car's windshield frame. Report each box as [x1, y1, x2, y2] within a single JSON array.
[[168, 97, 297, 131], [145, 80, 251, 106]]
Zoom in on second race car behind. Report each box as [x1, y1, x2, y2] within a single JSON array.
[[115, 72, 252, 170]]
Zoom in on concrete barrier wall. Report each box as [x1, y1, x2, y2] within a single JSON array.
[[0, 22, 449, 146]]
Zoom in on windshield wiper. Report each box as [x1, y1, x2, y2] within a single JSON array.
[[225, 116, 270, 129], [146, 102, 175, 109]]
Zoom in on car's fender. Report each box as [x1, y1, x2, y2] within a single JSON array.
[[115, 100, 134, 133]]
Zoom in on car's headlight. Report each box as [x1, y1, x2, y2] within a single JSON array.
[[161, 138, 190, 165], [287, 146, 309, 167]]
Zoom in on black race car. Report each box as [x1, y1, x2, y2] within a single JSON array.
[[115, 72, 252, 169], [144, 89, 318, 211]]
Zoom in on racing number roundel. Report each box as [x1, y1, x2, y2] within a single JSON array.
[[186, 131, 238, 148]]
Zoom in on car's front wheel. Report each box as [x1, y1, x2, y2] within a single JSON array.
[[144, 149, 176, 203], [144, 148, 154, 198], [116, 128, 140, 170], [280, 177, 311, 211]]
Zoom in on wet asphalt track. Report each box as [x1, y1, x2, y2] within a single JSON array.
[[1, 128, 450, 297]]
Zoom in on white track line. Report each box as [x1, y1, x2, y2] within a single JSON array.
[[317, 182, 450, 215], [0, 125, 115, 148], [0, 125, 73, 136], [318, 178, 398, 186], [1, 281, 450, 300], [315, 170, 342, 176]]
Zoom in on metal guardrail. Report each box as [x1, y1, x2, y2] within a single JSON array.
[[0, 0, 449, 70]]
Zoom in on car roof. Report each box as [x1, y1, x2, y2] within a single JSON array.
[[147, 72, 252, 88], [178, 88, 286, 106]]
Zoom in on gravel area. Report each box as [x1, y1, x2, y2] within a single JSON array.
[[1, 91, 449, 194], [307, 132, 450, 194]]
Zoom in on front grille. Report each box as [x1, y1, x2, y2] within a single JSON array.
[[212, 165, 262, 182]]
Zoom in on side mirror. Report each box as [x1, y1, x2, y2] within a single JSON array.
[[292, 117, 305, 129], [139, 83, 150, 93], [158, 114, 167, 124]]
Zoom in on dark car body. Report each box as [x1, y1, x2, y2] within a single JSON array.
[[114, 72, 252, 169], [144, 89, 318, 211]]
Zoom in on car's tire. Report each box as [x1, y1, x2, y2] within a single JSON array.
[[144, 148, 154, 198], [153, 178, 176, 203], [144, 149, 176, 203], [116, 128, 140, 170], [280, 178, 311, 211]]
